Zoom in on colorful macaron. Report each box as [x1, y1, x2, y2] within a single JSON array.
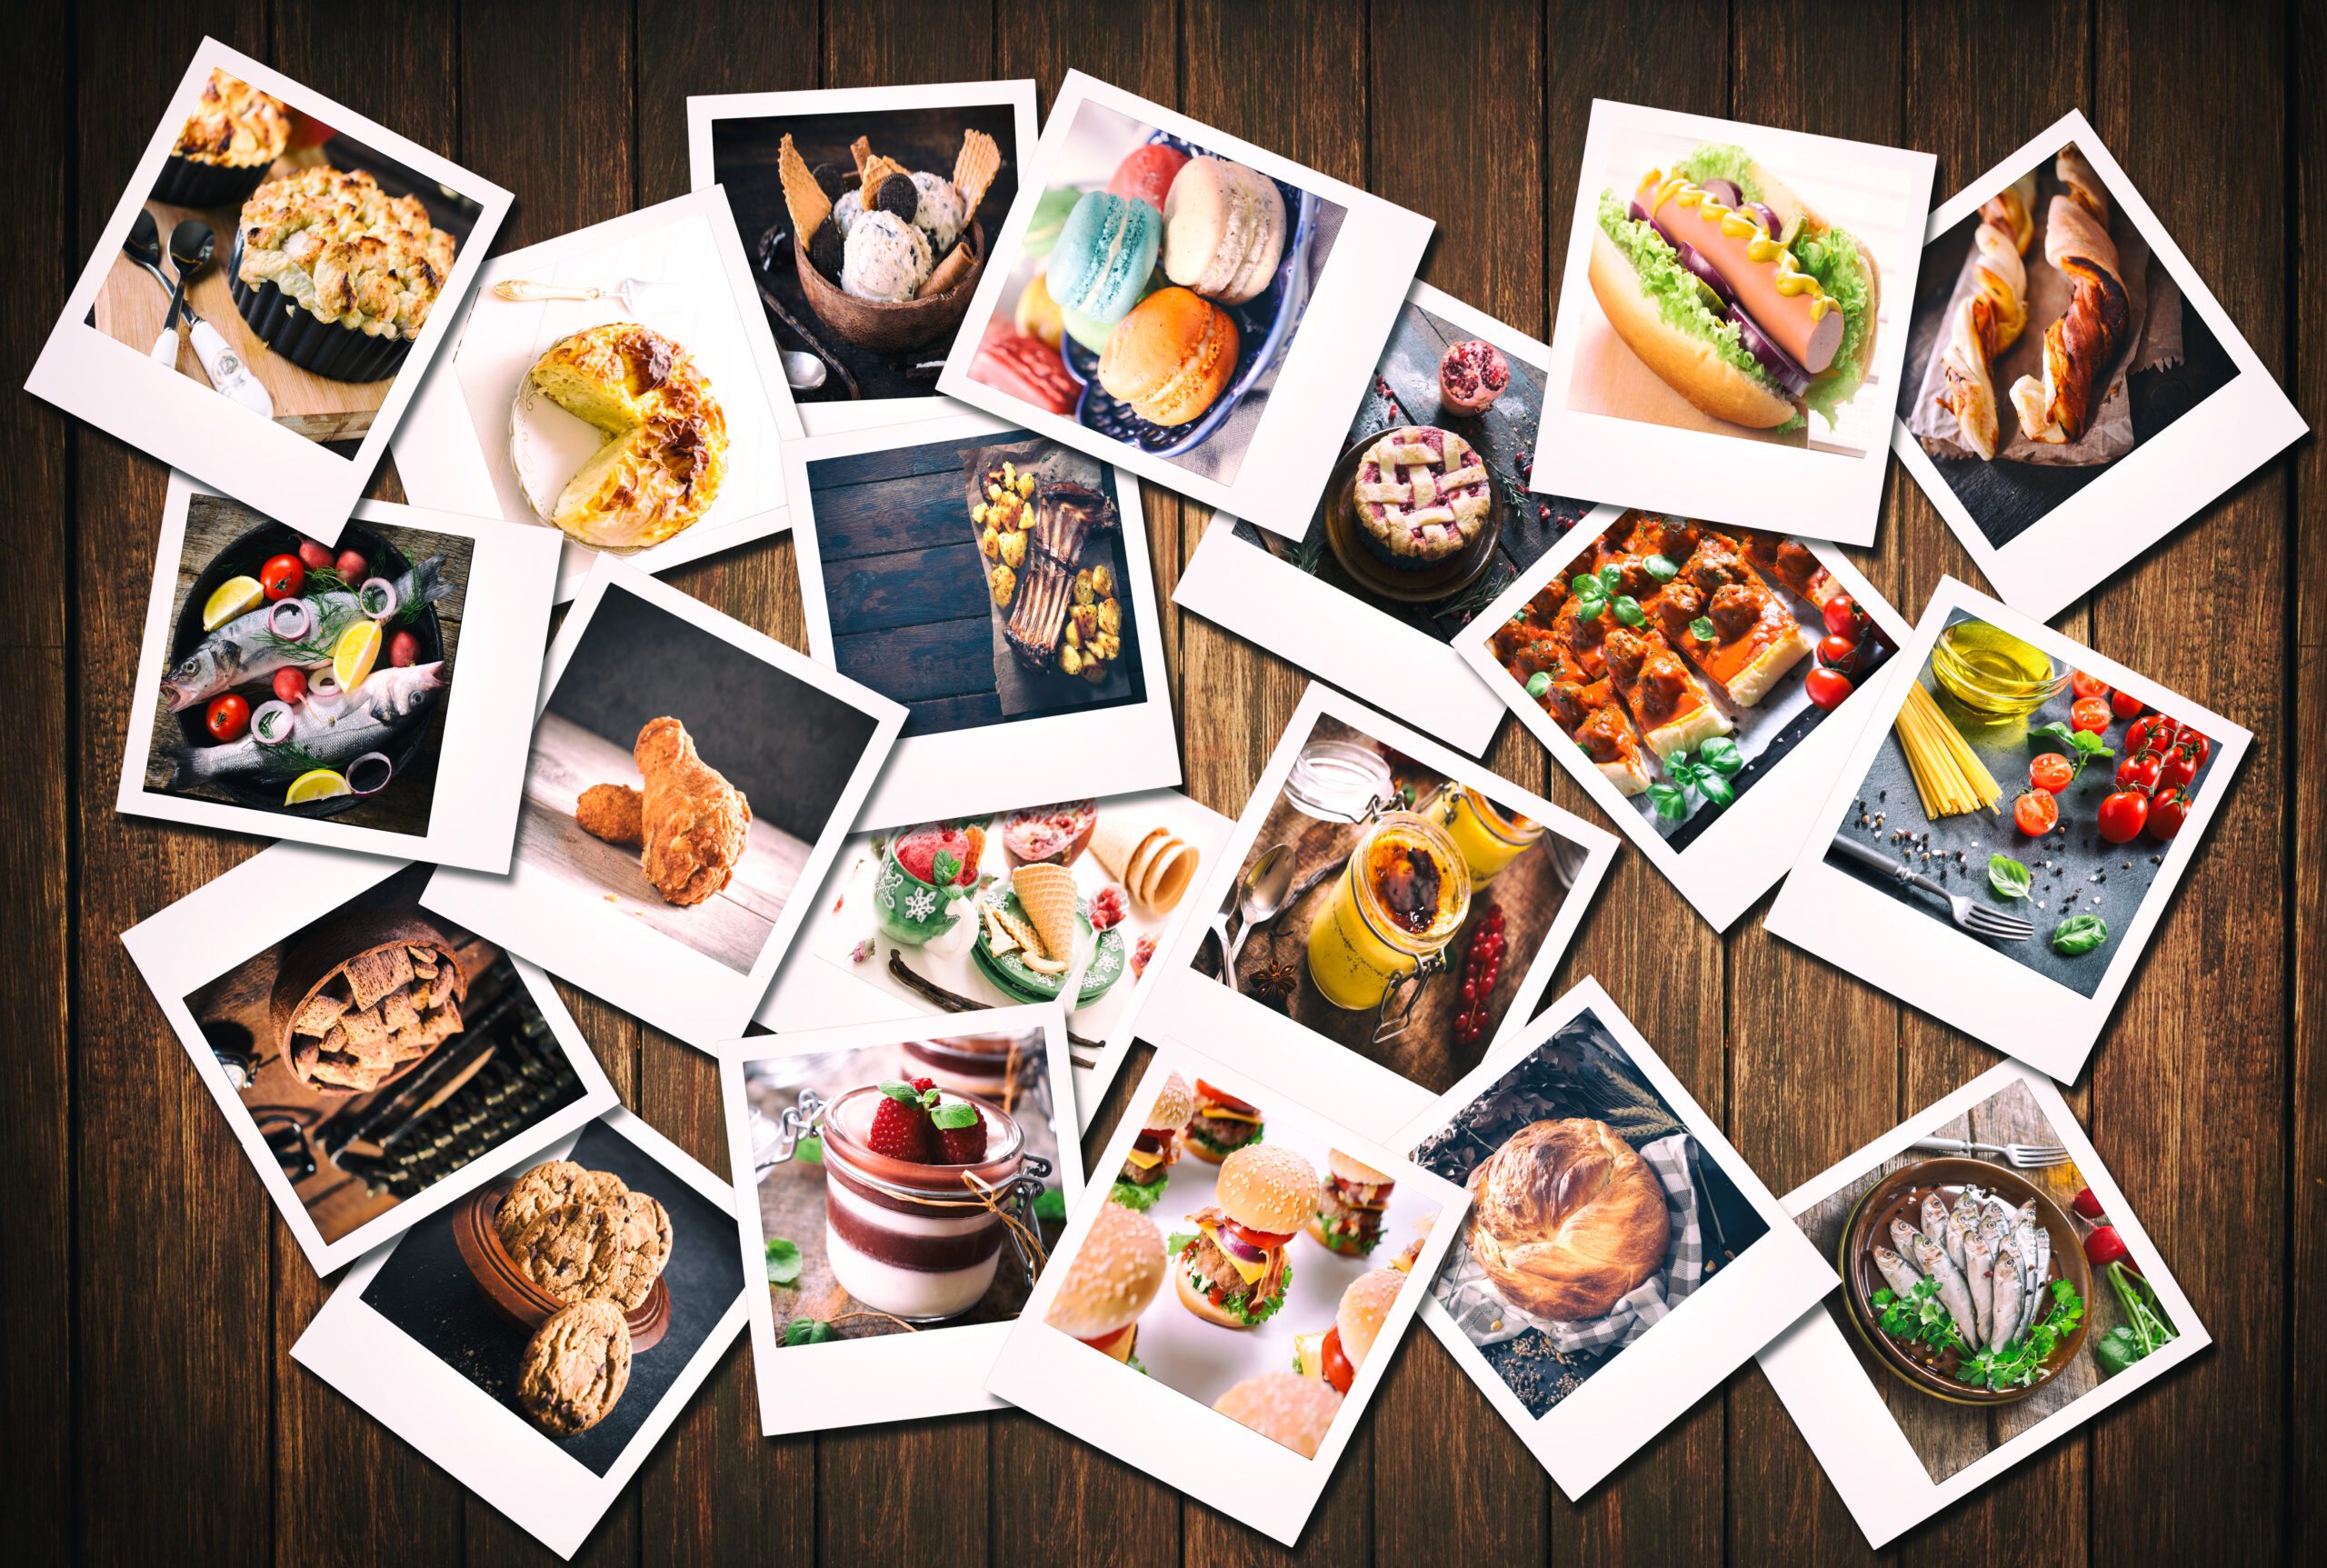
[[1098, 286, 1239, 426], [1106, 144, 1190, 212], [1047, 191, 1163, 325], [972, 323, 1079, 416], [1161, 156, 1287, 306]]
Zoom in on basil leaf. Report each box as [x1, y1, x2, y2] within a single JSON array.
[[1648, 783, 1689, 821], [1569, 574, 1603, 602], [1598, 564, 1624, 594], [1696, 771, 1734, 808], [1524, 671, 1552, 699], [1699, 737, 1743, 776], [1644, 554, 1678, 583], [2030, 721, 2076, 755], [764, 1237, 803, 1286], [782, 1316, 837, 1347], [1690, 615, 1716, 643], [1988, 854, 2032, 900], [2052, 914, 2109, 955], [1611, 594, 1646, 627], [1573, 599, 1604, 622]]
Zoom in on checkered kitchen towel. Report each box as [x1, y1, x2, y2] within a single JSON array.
[[1433, 1132, 1705, 1352]]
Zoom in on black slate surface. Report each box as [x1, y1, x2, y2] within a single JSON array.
[[361, 1119, 744, 1477]]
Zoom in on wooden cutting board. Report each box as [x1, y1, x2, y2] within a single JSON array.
[[93, 164, 392, 443]]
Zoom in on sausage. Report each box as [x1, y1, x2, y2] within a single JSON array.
[[1642, 172, 1843, 375]]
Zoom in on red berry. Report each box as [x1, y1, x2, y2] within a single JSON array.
[[936, 1113, 989, 1164], [867, 1079, 936, 1163]]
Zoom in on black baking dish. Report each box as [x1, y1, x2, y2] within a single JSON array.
[[228, 230, 414, 384]]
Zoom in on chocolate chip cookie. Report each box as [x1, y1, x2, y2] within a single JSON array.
[[585, 1192, 674, 1310], [514, 1298, 631, 1437], [495, 1162, 627, 1251]]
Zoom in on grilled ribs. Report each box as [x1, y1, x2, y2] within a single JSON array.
[[1004, 480, 1117, 669]]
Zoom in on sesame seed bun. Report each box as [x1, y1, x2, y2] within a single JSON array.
[[1214, 1144, 1317, 1236], [1212, 1372, 1343, 1458], [1326, 1148, 1393, 1188], [1143, 1070, 1194, 1135], [1334, 1269, 1405, 1370], [1045, 1200, 1165, 1342]]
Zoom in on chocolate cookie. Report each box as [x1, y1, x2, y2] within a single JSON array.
[[515, 1298, 631, 1437], [585, 1192, 674, 1310], [496, 1162, 626, 1252]]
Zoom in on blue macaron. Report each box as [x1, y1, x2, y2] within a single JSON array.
[[1045, 191, 1162, 326]]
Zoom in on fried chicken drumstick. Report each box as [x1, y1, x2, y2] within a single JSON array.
[[634, 716, 751, 906]]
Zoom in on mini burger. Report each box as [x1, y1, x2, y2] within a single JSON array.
[[1304, 1148, 1394, 1256], [1589, 143, 1878, 431], [1044, 1199, 1165, 1366], [1293, 1267, 1404, 1394], [1181, 1076, 1264, 1164], [1171, 1143, 1313, 1328], [1211, 1371, 1343, 1459], [1111, 1069, 1193, 1212]]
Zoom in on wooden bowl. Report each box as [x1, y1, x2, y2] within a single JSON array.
[[454, 1181, 671, 1352], [792, 177, 985, 354], [1838, 1157, 2091, 1404], [266, 908, 468, 1097]]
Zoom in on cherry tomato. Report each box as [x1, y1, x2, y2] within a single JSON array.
[[205, 693, 250, 742], [259, 554, 305, 600], [2072, 1187, 2106, 1221], [2175, 729, 2210, 769], [1818, 634, 1858, 669], [296, 539, 335, 572], [2012, 789, 2060, 836], [2029, 753, 2074, 794], [2071, 697, 2112, 735], [2097, 789, 2150, 844], [2114, 749, 2162, 794], [2158, 743, 2198, 790], [2071, 670, 2111, 701], [2125, 714, 2177, 756], [2109, 687, 2144, 721], [1822, 594, 1863, 639], [2148, 784, 2191, 841], [1804, 666, 1854, 711], [335, 549, 368, 580], [388, 630, 420, 668], [272, 667, 307, 704]]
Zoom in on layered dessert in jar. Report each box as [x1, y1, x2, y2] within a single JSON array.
[[900, 1030, 1033, 1100], [818, 1081, 1029, 1321]]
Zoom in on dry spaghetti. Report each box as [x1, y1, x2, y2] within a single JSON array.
[[1896, 680, 2002, 817]]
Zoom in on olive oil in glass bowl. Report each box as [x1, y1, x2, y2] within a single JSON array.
[[1930, 622, 2069, 730]]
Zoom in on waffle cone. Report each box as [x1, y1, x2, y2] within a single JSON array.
[[1140, 841, 1196, 913], [1011, 864, 1081, 962], [954, 129, 1002, 223], [777, 135, 831, 237], [860, 154, 910, 205], [848, 136, 874, 177], [1091, 821, 1163, 884], [1125, 831, 1177, 899]]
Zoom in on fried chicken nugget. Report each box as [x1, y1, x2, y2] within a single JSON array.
[[575, 783, 644, 848]]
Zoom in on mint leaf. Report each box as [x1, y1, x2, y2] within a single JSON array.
[[932, 849, 962, 885], [929, 1102, 978, 1131], [795, 1134, 823, 1164], [781, 1317, 836, 1347], [764, 1237, 802, 1286]]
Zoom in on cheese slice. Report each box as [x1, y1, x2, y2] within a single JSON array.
[[1124, 1144, 1163, 1170], [1194, 1220, 1266, 1284], [1292, 1332, 1326, 1380], [1199, 1105, 1261, 1124]]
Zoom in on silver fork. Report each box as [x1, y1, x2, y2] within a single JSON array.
[[1911, 1136, 2071, 1169], [1828, 835, 2033, 942]]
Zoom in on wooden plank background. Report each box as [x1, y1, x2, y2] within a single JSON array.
[[8, 1, 2311, 1564]]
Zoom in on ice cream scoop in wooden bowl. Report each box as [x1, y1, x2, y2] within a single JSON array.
[[792, 198, 986, 355]]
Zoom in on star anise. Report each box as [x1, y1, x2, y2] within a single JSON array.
[[1250, 959, 1298, 1013]]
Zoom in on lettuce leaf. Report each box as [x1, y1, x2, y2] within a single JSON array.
[[1595, 188, 1767, 387], [1794, 225, 1874, 427], [1672, 143, 1763, 203]]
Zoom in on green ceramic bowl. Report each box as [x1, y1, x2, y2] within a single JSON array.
[[871, 842, 972, 946]]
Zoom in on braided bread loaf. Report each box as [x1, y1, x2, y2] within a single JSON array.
[[1463, 1118, 1672, 1322]]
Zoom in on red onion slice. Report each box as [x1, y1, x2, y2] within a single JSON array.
[[249, 701, 294, 744], [306, 673, 343, 718], [1744, 201, 1782, 239], [358, 578, 398, 620], [1676, 243, 1739, 309], [266, 597, 312, 640], [1698, 177, 1745, 209], [1217, 1230, 1268, 1266], [1728, 305, 1813, 397], [346, 753, 393, 796]]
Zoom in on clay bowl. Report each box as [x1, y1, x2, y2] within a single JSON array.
[[1838, 1156, 2091, 1404], [454, 1181, 671, 1352], [792, 176, 985, 354]]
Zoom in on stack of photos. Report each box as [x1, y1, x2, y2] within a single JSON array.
[[1767, 577, 2250, 1079], [686, 81, 1040, 434], [756, 787, 1231, 1117], [1533, 101, 1935, 546], [121, 845, 616, 1273], [1139, 684, 1617, 1141], [1454, 502, 1911, 930], [118, 477, 560, 869], [715, 1008, 1081, 1433], [294, 1109, 748, 1561], [986, 1044, 1465, 1546], [786, 411, 1179, 825], [1393, 980, 1833, 1496], [394, 186, 804, 599], [1758, 1063, 2207, 1548], [423, 557, 904, 1048], [26, 39, 510, 541], [1174, 280, 1597, 754], [938, 70, 1433, 534], [1892, 110, 2305, 619]]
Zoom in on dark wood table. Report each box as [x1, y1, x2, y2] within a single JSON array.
[[14, 4, 2311, 1566]]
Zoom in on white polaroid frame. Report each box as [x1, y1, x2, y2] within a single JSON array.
[[119, 842, 618, 1275], [116, 473, 560, 870], [751, 787, 1234, 1125], [714, 1004, 1084, 1434], [1136, 682, 1620, 1143], [1765, 575, 2251, 1080], [984, 1040, 1468, 1547], [1889, 110, 2305, 621], [1173, 280, 1553, 757], [685, 79, 1043, 437], [1388, 977, 1836, 1498], [291, 1107, 748, 1561], [1451, 502, 1913, 931], [422, 553, 905, 1048], [1531, 100, 1936, 548], [393, 185, 806, 604], [785, 409, 1181, 824], [25, 37, 511, 545], [1755, 1060, 2208, 1547], [935, 69, 1433, 537]]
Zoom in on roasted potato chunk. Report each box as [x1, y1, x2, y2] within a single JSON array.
[[989, 564, 1016, 607], [1097, 596, 1122, 635]]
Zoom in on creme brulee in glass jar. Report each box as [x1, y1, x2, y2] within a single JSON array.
[[1425, 783, 1543, 889], [1305, 812, 1471, 1010]]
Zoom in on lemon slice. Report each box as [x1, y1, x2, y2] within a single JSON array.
[[285, 769, 350, 804], [202, 576, 265, 631], [334, 620, 383, 691]]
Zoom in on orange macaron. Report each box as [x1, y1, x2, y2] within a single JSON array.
[[1097, 286, 1238, 426]]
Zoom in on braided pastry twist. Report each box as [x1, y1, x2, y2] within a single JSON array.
[[1935, 175, 2034, 459], [2009, 147, 2130, 444]]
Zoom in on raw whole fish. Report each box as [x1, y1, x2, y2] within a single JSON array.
[[2024, 1219, 2052, 1340], [1920, 1193, 1953, 1252], [1965, 1223, 1998, 1347], [1989, 1235, 2023, 1349], [163, 664, 447, 785], [160, 557, 450, 713], [1873, 1245, 1923, 1302], [1944, 1185, 1982, 1271], [2013, 1203, 2043, 1339], [1907, 1231, 1980, 1346]]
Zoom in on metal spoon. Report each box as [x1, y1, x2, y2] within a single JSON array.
[[1221, 843, 1295, 977], [781, 349, 826, 390], [152, 219, 215, 365], [125, 209, 174, 294]]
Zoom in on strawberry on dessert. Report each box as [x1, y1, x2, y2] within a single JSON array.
[[894, 823, 984, 888], [1438, 337, 1511, 415]]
